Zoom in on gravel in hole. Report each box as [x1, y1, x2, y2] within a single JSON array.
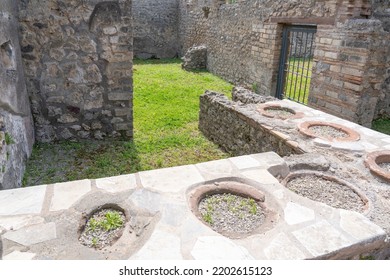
[[264, 107, 295, 118], [286, 175, 365, 212], [198, 193, 265, 234], [378, 162, 390, 173], [79, 208, 125, 249], [309, 125, 349, 139]]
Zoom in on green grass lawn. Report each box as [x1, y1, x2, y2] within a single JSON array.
[[23, 59, 233, 186], [283, 58, 312, 104], [372, 117, 390, 135]]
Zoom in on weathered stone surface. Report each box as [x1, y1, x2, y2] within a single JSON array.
[[0, 215, 45, 231], [264, 232, 306, 260], [229, 155, 261, 170], [199, 91, 301, 157], [0, 185, 46, 215], [139, 165, 204, 193], [284, 153, 330, 172], [130, 229, 183, 260], [182, 45, 207, 70], [232, 87, 276, 104], [292, 220, 353, 256], [3, 251, 36, 260], [242, 169, 280, 184], [133, 0, 179, 59], [0, 0, 34, 189], [50, 180, 91, 211], [18, 0, 133, 142], [96, 174, 137, 193], [191, 236, 254, 260], [284, 202, 315, 225], [3, 222, 57, 246], [195, 159, 234, 180], [339, 210, 386, 240]]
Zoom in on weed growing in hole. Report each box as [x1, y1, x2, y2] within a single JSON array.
[[202, 212, 213, 225], [252, 82, 258, 93], [91, 237, 98, 247], [86, 210, 124, 233], [5, 133, 14, 145], [88, 218, 99, 232], [102, 211, 124, 231]]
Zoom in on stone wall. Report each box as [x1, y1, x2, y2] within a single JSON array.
[[0, 0, 34, 189], [18, 0, 133, 142], [199, 90, 303, 157], [178, 0, 390, 126], [133, 0, 179, 59], [309, 18, 390, 126], [178, 0, 338, 94]]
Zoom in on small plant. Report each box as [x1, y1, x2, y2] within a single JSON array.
[[252, 82, 258, 93], [359, 255, 375, 260], [102, 211, 124, 231], [88, 218, 99, 232], [91, 237, 98, 247], [202, 212, 213, 225], [79, 208, 126, 249], [5, 133, 14, 145], [249, 199, 257, 215]]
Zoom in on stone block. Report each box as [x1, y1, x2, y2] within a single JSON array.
[[3, 222, 57, 246], [96, 174, 137, 193], [191, 236, 254, 260], [292, 220, 353, 257], [50, 179, 91, 211], [0, 185, 47, 215], [139, 165, 204, 193], [108, 92, 131, 101]]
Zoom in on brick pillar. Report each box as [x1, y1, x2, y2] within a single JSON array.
[[309, 19, 387, 127]]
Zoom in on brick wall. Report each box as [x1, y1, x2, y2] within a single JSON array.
[[309, 19, 390, 126], [179, 0, 390, 126]]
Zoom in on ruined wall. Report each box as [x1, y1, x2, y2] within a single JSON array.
[[178, 0, 338, 94], [133, 0, 179, 59], [18, 0, 133, 142], [179, 0, 390, 126], [0, 0, 34, 189], [199, 90, 303, 157]]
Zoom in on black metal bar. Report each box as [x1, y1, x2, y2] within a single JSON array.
[[284, 28, 294, 99], [276, 27, 290, 99], [291, 31, 302, 101], [298, 31, 309, 103], [277, 25, 316, 104]]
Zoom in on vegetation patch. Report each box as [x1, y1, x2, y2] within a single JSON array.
[[23, 59, 233, 186], [79, 208, 125, 249], [372, 117, 390, 135]]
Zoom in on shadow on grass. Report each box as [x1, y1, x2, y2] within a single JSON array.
[[23, 140, 142, 187]]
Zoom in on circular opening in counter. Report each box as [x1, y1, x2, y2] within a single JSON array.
[[298, 121, 360, 142], [257, 104, 304, 120], [283, 172, 368, 213], [79, 206, 126, 249], [188, 181, 279, 238], [365, 151, 390, 182]]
